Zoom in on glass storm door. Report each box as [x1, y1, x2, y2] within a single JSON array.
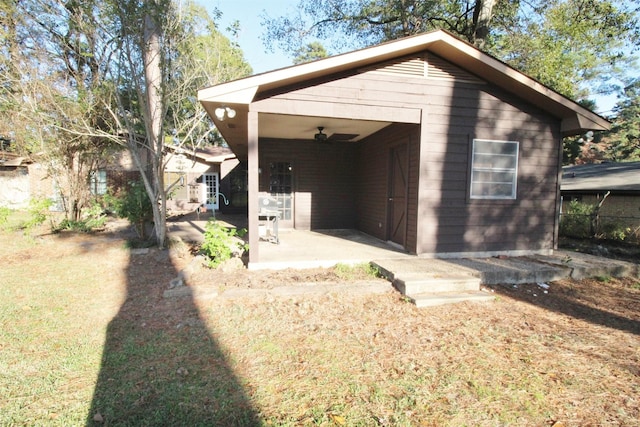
[[203, 173, 219, 210], [269, 162, 293, 228]]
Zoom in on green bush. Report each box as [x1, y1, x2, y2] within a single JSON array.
[[21, 198, 53, 234], [200, 220, 247, 268], [107, 181, 153, 240], [560, 200, 596, 238], [561, 200, 637, 242], [599, 221, 631, 242], [54, 203, 107, 233]]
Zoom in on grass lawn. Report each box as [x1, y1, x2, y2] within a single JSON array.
[[0, 221, 639, 426]]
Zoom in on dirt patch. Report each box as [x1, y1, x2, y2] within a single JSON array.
[[186, 263, 381, 290], [560, 236, 640, 263]]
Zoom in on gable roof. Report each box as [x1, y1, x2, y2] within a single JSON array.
[[165, 144, 235, 163], [0, 151, 33, 167], [562, 162, 640, 193], [199, 29, 609, 142]]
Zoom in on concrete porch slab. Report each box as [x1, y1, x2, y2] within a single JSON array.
[[373, 250, 638, 287], [251, 229, 412, 270], [166, 215, 638, 284]]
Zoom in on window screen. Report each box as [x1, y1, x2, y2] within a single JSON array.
[[470, 139, 519, 199]]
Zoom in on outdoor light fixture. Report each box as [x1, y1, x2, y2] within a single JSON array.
[[314, 126, 327, 142], [214, 106, 236, 121]]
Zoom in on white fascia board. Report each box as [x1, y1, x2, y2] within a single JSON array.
[[203, 154, 236, 163], [198, 85, 259, 105]]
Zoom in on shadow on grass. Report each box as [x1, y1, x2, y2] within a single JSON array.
[[488, 279, 640, 336], [86, 243, 260, 426]]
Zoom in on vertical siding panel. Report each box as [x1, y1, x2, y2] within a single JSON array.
[[259, 139, 357, 230]]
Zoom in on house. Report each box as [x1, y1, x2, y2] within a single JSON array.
[[90, 144, 243, 213], [197, 29, 610, 266], [163, 144, 245, 213], [1, 141, 241, 216], [0, 151, 50, 209], [561, 161, 640, 235]]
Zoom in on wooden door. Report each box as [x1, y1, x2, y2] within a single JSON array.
[[388, 144, 408, 247]]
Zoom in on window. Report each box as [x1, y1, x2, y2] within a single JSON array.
[[90, 169, 107, 195], [470, 139, 519, 199]]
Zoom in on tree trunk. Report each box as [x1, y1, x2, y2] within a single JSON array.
[[141, 10, 167, 248], [472, 0, 497, 50]]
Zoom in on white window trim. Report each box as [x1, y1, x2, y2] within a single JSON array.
[[470, 139, 519, 200], [203, 172, 219, 210]]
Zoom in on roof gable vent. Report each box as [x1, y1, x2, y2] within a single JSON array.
[[425, 53, 483, 84], [371, 56, 425, 77], [363, 53, 484, 84]]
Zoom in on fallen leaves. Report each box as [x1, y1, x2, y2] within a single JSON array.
[[329, 413, 346, 425]]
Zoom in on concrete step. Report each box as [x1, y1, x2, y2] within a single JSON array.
[[393, 274, 481, 295], [409, 291, 495, 308]]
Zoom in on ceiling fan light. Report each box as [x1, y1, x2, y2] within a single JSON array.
[[314, 126, 327, 142]]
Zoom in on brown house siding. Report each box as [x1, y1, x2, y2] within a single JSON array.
[[259, 139, 357, 230], [258, 53, 562, 255], [355, 124, 420, 252], [418, 84, 561, 255]]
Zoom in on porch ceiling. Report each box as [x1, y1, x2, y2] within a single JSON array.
[[207, 107, 392, 158], [259, 113, 391, 142]]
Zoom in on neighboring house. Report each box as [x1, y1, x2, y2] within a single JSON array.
[[163, 145, 245, 213], [198, 29, 610, 266], [561, 162, 640, 232], [1, 143, 243, 215], [89, 144, 244, 213], [0, 152, 50, 209]]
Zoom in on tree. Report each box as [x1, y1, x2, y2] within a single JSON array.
[[0, 0, 118, 221], [1, 0, 251, 246], [104, 0, 251, 247], [262, 0, 516, 57], [262, 0, 639, 104], [605, 80, 640, 161], [164, 3, 252, 150], [491, 0, 639, 101], [293, 41, 329, 64]]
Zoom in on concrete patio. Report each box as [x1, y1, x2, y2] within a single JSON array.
[[167, 212, 639, 287], [167, 212, 412, 268]]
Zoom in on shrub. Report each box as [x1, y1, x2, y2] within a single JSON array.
[[108, 181, 153, 240], [560, 200, 596, 238], [200, 220, 247, 268], [561, 200, 638, 242], [599, 222, 631, 242], [21, 197, 53, 234], [55, 202, 107, 233]]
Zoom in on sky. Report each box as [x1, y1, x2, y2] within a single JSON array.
[[200, 0, 298, 74], [200, 0, 620, 115]]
